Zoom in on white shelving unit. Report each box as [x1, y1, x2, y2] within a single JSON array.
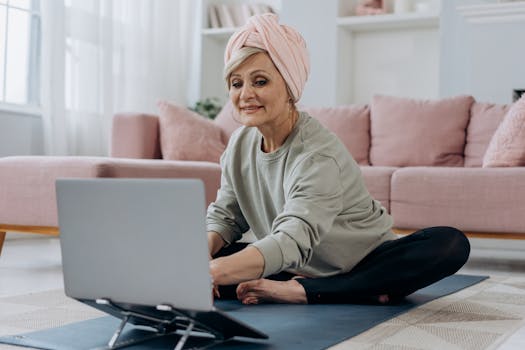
[[335, 0, 442, 105], [189, 0, 443, 107]]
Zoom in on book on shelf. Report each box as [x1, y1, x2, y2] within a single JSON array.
[[250, 3, 275, 15], [217, 3, 235, 28], [230, 4, 246, 27], [208, 4, 221, 28], [207, 3, 276, 29], [240, 4, 253, 23]]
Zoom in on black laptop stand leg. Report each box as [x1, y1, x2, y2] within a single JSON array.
[[174, 320, 195, 350], [108, 314, 130, 349]]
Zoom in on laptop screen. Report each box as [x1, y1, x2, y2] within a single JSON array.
[[56, 178, 213, 312]]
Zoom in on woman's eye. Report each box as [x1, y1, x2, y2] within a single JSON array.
[[254, 79, 267, 87], [231, 81, 242, 89]]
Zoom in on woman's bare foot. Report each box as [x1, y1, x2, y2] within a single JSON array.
[[236, 278, 308, 304], [378, 294, 389, 304]]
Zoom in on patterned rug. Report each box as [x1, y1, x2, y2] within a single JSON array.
[[0, 276, 524, 350]]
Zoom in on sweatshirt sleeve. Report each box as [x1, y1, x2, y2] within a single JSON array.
[[250, 154, 344, 277], [206, 148, 248, 245]]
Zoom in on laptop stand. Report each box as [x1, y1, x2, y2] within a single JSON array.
[[95, 298, 226, 350]]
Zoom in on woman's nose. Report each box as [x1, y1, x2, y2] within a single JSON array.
[[240, 84, 255, 99]]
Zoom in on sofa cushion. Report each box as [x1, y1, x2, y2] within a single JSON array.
[[359, 166, 398, 212], [158, 100, 227, 163], [390, 167, 525, 233], [464, 102, 510, 167], [214, 100, 242, 138], [303, 105, 371, 165], [483, 95, 525, 167], [370, 94, 474, 167], [111, 113, 161, 159]]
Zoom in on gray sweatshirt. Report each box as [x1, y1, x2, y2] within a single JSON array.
[[206, 112, 395, 278]]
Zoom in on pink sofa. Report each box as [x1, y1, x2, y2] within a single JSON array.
[[1, 94, 524, 254]]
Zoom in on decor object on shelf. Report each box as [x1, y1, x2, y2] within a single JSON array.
[[394, 0, 412, 14], [190, 97, 223, 120], [207, 2, 275, 29], [355, 0, 386, 16]]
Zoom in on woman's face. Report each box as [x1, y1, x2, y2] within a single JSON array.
[[228, 52, 291, 128]]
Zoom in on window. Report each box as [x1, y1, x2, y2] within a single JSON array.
[[0, 0, 40, 108]]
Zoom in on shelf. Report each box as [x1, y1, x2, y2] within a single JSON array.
[[337, 11, 439, 32], [202, 27, 238, 40], [457, 1, 525, 24]]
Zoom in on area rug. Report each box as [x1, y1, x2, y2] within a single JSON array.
[[0, 275, 496, 350]]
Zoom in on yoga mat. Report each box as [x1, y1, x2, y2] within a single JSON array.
[[0, 274, 487, 350]]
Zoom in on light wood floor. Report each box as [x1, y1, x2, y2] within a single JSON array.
[[0, 234, 524, 349]]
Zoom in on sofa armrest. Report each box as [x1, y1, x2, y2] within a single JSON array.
[[0, 156, 222, 228], [111, 113, 161, 159]]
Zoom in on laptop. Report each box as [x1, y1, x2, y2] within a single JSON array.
[[56, 178, 268, 347]]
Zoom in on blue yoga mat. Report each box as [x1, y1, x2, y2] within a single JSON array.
[[0, 274, 487, 350]]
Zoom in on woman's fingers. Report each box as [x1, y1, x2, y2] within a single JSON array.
[[236, 279, 259, 299], [211, 277, 220, 299]]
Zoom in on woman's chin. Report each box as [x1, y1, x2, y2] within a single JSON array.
[[238, 115, 262, 127]]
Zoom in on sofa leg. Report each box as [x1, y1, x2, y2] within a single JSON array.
[[0, 231, 6, 256]]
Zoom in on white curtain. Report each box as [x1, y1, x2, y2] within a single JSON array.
[[40, 0, 196, 156]]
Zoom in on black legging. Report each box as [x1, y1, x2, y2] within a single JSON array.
[[215, 226, 471, 304]]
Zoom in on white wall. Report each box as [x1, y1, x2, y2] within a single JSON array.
[[0, 111, 44, 157], [349, 26, 439, 104], [282, 0, 440, 106], [440, 0, 525, 104], [280, 0, 339, 106]]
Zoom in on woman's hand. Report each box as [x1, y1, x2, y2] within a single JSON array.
[[209, 253, 221, 298], [209, 246, 265, 286]]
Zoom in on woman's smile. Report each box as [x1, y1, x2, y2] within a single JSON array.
[[240, 105, 264, 114]]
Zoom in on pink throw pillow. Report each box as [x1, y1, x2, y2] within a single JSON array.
[[464, 102, 510, 167], [157, 100, 227, 163], [370, 94, 474, 167], [483, 95, 525, 167], [303, 105, 371, 165], [214, 100, 242, 139]]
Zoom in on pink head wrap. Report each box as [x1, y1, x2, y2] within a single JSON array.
[[224, 13, 310, 103]]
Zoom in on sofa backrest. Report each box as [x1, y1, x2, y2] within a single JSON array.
[[302, 105, 371, 165], [111, 97, 511, 168], [214, 101, 372, 165], [464, 102, 510, 167]]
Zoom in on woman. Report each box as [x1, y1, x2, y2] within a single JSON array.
[[207, 14, 470, 305]]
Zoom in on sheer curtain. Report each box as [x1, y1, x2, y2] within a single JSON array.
[[40, 0, 195, 156]]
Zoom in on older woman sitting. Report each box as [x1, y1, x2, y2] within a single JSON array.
[[206, 13, 470, 305]]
